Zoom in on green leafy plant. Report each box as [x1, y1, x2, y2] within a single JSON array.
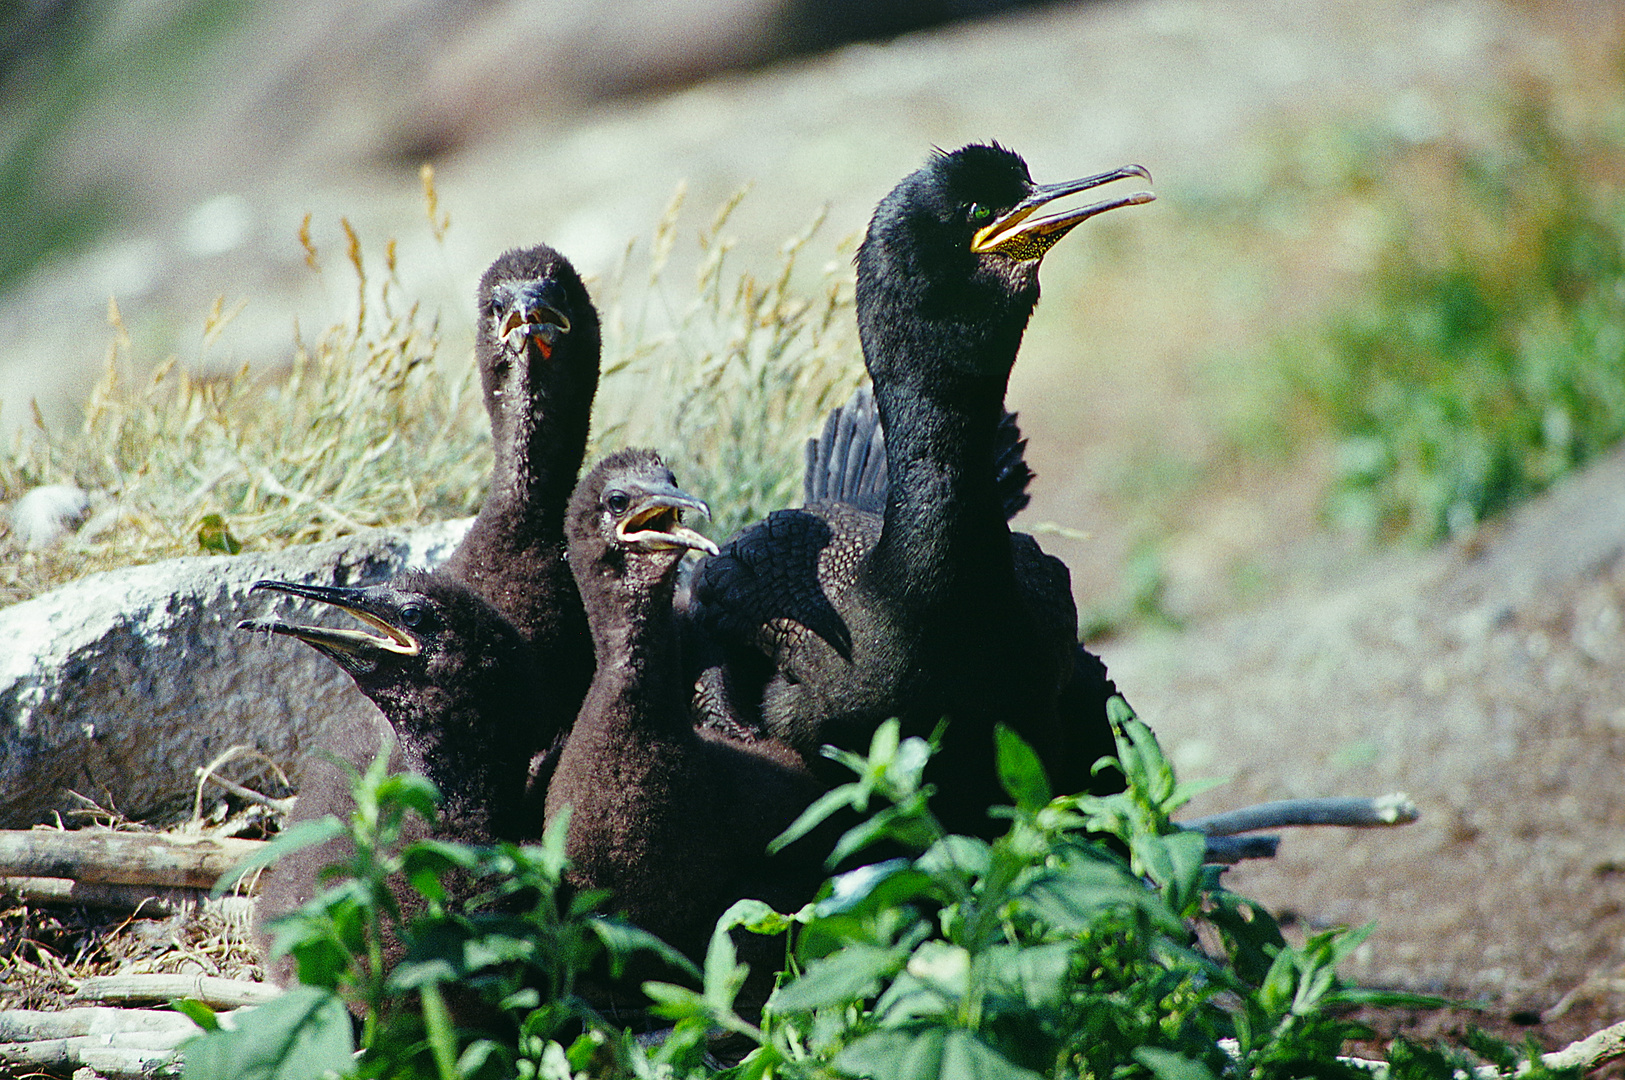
[[183, 743, 703, 1080], [693, 705, 1485, 1080], [180, 711, 1580, 1079], [1280, 90, 1625, 542]]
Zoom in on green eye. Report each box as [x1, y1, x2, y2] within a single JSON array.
[[970, 203, 993, 223]]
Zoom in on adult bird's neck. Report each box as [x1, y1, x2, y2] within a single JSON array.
[[866, 358, 1018, 605]]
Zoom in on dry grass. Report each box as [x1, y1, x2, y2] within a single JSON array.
[[0, 220, 489, 605], [0, 174, 864, 605], [593, 184, 864, 540]]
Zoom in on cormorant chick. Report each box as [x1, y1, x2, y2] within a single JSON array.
[[548, 449, 827, 974], [438, 244, 601, 768], [691, 145, 1151, 838], [239, 574, 538, 973]]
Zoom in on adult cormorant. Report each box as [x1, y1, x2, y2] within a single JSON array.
[[690, 145, 1151, 838], [548, 449, 828, 979], [802, 383, 1034, 520]]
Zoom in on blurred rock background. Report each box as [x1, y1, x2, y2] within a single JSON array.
[[6, 0, 1616, 616]]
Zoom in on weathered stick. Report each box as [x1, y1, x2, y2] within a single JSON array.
[[1541, 1016, 1625, 1074], [0, 875, 259, 915], [0, 1006, 198, 1042], [0, 1038, 183, 1078], [1201, 834, 1281, 864], [0, 829, 265, 889], [72, 974, 281, 1009], [1182, 794, 1418, 838]]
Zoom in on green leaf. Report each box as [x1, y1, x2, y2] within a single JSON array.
[[1132, 829, 1207, 912], [386, 955, 459, 992], [833, 1028, 1045, 1080], [1134, 1046, 1221, 1080], [994, 725, 1051, 812], [770, 783, 861, 855], [938, 1030, 1045, 1080], [197, 513, 242, 554], [916, 835, 991, 880], [180, 985, 355, 1080], [456, 1039, 503, 1078], [376, 772, 441, 828], [833, 1027, 943, 1080], [172, 997, 219, 1031], [419, 981, 460, 1080], [1325, 985, 1461, 1012], [982, 941, 1074, 1011], [703, 903, 748, 1011], [868, 718, 902, 769], [769, 944, 903, 1013], [1021, 855, 1180, 935], [643, 980, 709, 1021], [817, 858, 916, 916], [828, 793, 940, 866], [890, 735, 933, 790], [586, 916, 699, 982]]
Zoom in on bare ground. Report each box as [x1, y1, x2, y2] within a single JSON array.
[[1106, 445, 1625, 1062]]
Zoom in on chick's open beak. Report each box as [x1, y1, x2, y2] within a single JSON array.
[[491, 278, 573, 357], [237, 580, 420, 656], [616, 490, 719, 556]]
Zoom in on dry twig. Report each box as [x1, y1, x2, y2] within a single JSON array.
[[0, 875, 255, 918], [1183, 794, 1419, 838], [0, 830, 264, 889], [72, 973, 279, 1009]]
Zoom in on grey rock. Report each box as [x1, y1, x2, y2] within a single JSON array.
[[0, 519, 470, 827]]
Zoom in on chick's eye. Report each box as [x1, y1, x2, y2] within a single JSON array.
[[605, 491, 631, 515], [969, 203, 994, 223], [399, 605, 424, 629]]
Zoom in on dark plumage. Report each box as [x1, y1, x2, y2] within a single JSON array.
[[691, 144, 1152, 838], [238, 573, 539, 975], [238, 243, 600, 977], [547, 449, 827, 976], [802, 383, 1034, 520], [438, 244, 601, 768]]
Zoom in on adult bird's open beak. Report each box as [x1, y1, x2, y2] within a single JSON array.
[[617, 487, 720, 556], [237, 580, 421, 657], [971, 163, 1154, 261], [492, 278, 573, 357]]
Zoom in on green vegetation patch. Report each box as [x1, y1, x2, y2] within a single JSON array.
[[1276, 88, 1625, 543], [186, 709, 1578, 1079]]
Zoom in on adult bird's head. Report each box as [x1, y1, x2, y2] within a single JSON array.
[[474, 244, 602, 465], [566, 448, 718, 596], [856, 143, 1152, 385], [239, 574, 530, 731]]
